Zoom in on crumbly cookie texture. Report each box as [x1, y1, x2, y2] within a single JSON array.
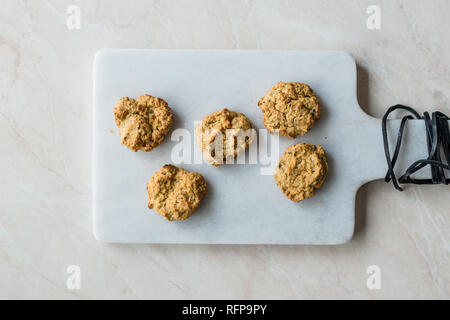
[[147, 165, 207, 221], [258, 81, 321, 138], [113, 94, 173, 152], [275, 143, 328, 202], [195, 108, 254, 166]]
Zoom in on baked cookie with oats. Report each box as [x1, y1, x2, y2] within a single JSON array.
[[258, 81, 321, 138], [113, 94, 173, 152], [195, 108, 255, 166], [147, 165, 207, 221], [275, 143, 328, 202]]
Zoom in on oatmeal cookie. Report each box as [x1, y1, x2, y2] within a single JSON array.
[[195, 108, 255, 166], [258, 81, 321, 138], [275, 143, 328, 202], [113, 94, 173, 152], [147, 165, 207, 221]]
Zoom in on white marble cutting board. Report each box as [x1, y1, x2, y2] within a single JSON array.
[[93, 50, 430, 244]]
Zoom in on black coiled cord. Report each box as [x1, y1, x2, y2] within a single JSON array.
[[382, 104, 450, 191]]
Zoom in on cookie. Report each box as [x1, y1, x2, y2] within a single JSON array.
[[275, 143, 328, 202], [258, 81, 321, 138], [113, 94, 173, 152], [195, 108, 255, 166], [147, 165, 207, 221]]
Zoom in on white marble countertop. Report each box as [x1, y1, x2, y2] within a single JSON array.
[[0, 0, 448, 299]]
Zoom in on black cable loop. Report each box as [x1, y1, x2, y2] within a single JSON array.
[[382, 104, 450, 191]]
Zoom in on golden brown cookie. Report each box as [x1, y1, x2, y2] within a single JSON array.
[[258, 81, 321, 138], [113, 94, 173, 152], [147, 165, 207, 221], [275, 143, 328, 202], [195, 108, 255, 166]]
